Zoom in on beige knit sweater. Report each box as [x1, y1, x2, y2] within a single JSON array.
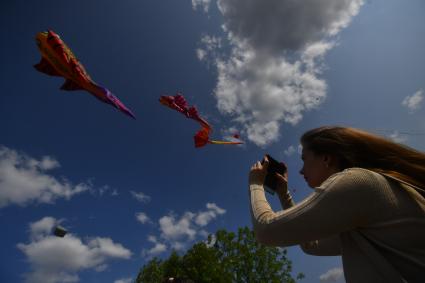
[[249, 168, 425, 282]]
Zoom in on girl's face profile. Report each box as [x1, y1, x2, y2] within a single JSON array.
[[300, 148, 334, 188]]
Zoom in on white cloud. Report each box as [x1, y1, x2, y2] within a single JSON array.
[[319, 267, 344, 282], [213, 43, 327, 146], [147, 243, 166, 255], [198, 230, 209, 238], [135, 212, 150, 224], [195, 211, 216, 227], [388, 130, 408, 144], [130, 191, 151, 203], [94, 264, 107, 272], [86, 238, 131, 259], [298, 144, 303, 154], [97, 186, 109, 196], [283, 144, 302, 156], [17, 217, 132, 283], [159, 203, 226, 241], [29, 217, 61, 241], [92, 185, 119, 197], [217, 0, 363, 52], [0, 146, 90, 208], [114, 278, 132, 283], [143, 235, 167, 256], [192, 0, 211, 13], [402, 89, 424, 113], [196, 48, 207, 61], [145, 203, 226, 255], [283, 145, 296, 156], [197, 0, 364, 146], [171, 241, 185, 251], [36, 156, 60, 170], [196, 203, 226, 226], [301, 41, 336, 73], [159, 212, 197, 241], [197, 35, 222, 63], [206, 203, 226, 215]]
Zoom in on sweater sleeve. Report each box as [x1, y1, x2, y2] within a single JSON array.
[[250, 169, 376, 247], [300, 235, 342, 256], [275, 188, 342, 255]]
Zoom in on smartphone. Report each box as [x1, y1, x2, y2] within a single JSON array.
[[262, 154, 287, 194]]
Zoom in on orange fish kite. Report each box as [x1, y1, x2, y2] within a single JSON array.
[[34, 30, 135, 119], [194, 126, 243, 148]]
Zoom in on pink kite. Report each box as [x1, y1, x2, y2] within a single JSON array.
[[159, 93, 211, 129]]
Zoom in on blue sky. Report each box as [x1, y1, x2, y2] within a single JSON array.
[[1, 0, 424, 282]]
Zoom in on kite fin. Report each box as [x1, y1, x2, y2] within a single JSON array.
[[60, 79, 84, 91], [34, 58, 61, 77]]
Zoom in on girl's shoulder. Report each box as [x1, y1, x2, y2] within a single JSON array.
[[316, 167, 384, 192]]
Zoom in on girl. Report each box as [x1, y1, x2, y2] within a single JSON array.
[[249, 126, 425, 282]]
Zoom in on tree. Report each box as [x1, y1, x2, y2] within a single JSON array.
[[136, 226, 304, 283], [136, 258, 163, 283]]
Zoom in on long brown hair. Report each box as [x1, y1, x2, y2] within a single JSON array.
[[301, 126, 425, 194]]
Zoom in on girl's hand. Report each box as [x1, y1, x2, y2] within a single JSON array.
[[249, 157, 269, 186], [274, 172, 289, 196]]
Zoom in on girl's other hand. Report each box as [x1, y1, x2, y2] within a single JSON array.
[[274, 172, 288, 196]]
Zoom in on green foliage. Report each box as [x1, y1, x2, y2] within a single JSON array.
[[136, 227, 304, 283], [182, 242, 230, 282], [135, 257, 163, 283]]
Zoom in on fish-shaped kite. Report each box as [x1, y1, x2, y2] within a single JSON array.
[[159, 94, 211, 129], [160, 93, 243, 148], [34, 30, 135, 119], [194, 126, 243, 148]]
